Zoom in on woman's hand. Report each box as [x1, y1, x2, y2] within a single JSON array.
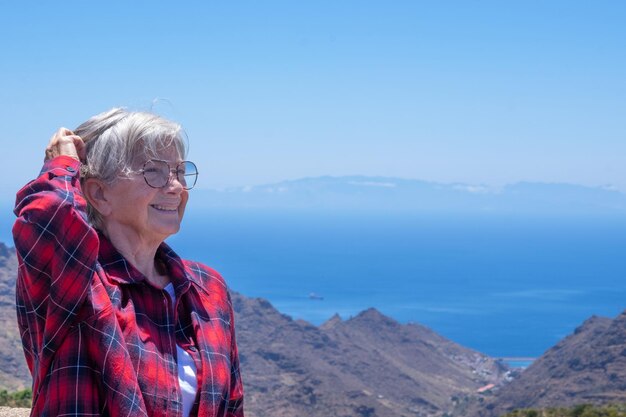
[[45, 128, 86, 163]]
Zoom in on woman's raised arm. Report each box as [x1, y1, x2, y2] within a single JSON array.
[[13, 129, 98, 381]]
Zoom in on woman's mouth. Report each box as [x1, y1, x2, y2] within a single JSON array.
[[150, 204, 178, 212]]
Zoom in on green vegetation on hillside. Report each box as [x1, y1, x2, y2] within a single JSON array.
[[504, 404, 626, 417], [0, 388, 31, 407]]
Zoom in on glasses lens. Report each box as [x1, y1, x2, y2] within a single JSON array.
[[143, 160, 170, 188], [178, 161, 198, 190]]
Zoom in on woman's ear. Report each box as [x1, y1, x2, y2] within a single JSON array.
[[83, 178, 112, 217]]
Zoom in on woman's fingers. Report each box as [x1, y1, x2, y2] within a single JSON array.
[[72, 135, 87, 162], [45, 128, 85, 162]]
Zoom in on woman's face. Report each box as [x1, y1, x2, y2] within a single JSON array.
[[103, 146, 189, 245]]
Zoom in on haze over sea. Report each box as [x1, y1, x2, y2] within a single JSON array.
[[166, 207, 626, 360]]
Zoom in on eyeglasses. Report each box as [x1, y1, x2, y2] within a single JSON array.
[[140, 159, 198, 190]]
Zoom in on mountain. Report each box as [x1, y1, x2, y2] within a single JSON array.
[[474, 312, 626, 417], [233, 296, 509, 417], [0, 243, 29, 392], [0, 242, 508, 416], [189, 176, 626, 215]]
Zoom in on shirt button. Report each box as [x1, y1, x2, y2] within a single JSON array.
[[66, 166, 76, 173], [189, 346, 197, 352]]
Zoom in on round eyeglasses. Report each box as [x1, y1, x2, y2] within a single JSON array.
[[140, 159, 198, 190]]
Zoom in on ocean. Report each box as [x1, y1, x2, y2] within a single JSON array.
[[166, 207, 626, 360], [4, 205, 626, 360]]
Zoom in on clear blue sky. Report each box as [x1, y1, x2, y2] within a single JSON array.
[[1, 1, 625, 195]]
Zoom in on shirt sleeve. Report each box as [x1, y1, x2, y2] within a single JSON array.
[[227, 289, 245, 417], [13, 155, 99, 378]]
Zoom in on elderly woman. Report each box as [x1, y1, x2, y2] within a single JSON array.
[[13, 109, 244, 417]]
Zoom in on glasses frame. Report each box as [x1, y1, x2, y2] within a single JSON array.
[[139, 159, 198, 190]]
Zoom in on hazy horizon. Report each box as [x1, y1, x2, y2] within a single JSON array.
[[4, 172, 626, 194], [186, 173, 626, 192]]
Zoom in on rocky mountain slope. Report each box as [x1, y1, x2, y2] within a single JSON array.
[[0, 243, 28, 391], [0, 241, 507, 416], [233, 295, 508, 417], [475, 312, 626, 417]]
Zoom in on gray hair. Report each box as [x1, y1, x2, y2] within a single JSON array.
[[75, 108, 187, 229]]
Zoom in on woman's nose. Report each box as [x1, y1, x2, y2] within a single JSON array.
[[165, 170, 185, 193]]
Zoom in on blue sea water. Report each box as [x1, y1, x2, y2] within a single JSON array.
[[166, 208, 626, 359], [4, 205, 626, 359]]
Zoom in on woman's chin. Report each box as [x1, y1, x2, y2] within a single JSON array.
[[145, 221, 181, 242]]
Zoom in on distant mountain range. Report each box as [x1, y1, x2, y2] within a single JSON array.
[[3, 241, 626, 416], [191, 176, 626, 215]]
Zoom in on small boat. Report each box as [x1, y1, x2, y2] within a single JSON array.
[[308, 292, 324, 300]]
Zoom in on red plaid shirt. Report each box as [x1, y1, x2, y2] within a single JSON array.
[[13, 156, 244, 417]]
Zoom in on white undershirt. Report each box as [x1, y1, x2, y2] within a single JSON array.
[[164, 283, 198, 417]]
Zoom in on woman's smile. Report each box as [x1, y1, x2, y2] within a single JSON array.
[[150, 203, 180, 212]]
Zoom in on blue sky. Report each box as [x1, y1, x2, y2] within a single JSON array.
[[1, 1, 625, 194]]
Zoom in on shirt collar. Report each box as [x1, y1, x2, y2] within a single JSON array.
[[97, 230, 192, 294]]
